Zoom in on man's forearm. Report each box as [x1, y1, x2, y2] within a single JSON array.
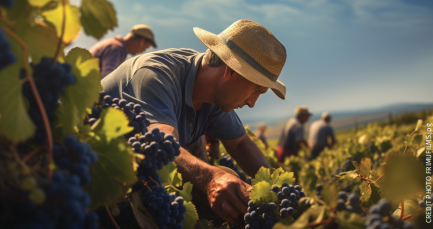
[[227, 136, 271, 177]]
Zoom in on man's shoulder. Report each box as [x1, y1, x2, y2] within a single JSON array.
[[90, 36, 125, 54]]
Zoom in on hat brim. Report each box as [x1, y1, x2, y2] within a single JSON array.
[[193, 27, 286, 100]]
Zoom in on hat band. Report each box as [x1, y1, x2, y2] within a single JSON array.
[[218, 33, 278, 82]]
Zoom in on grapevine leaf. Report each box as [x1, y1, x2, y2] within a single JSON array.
[[352, 161, 359, 171], [57, 47, 100, 136], [28, 0, 51, 7], [157, 161, 183, 188], [250, 181, 278, 205], [178, 182, 193, 202], [273, 171, 296, 187], [130, 192, 159, 229], [360, 181, 372, 208], [42, 0, 82, 44], [270, 167, 284, 185], [80, 0, 117, 39], [416, 147, 425, 158], [359, 157, 371, 178], [335, 211, 366, 229], [17, 22, 65, 64], [92, 108, 133, 142], [84, 136, 137, 210], [392, 199, 423, 219], [0, 69, 36, 142], [321, 183, 339, 208], [383, 155, 424, 203], [415, 119, 423, 131], [299, 168, 318, 196], [183, 201, 198, 229], [338, 170, 358, 182], [251, 167, 271, 185], [273, 206, 326, 229]]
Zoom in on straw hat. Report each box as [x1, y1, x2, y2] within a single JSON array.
[[321, 111, 331, 119], [193, 19, 287, 99], [295, 106, 312, 116], [131, 24, 157, 48]]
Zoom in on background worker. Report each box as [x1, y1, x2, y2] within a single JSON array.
[[308, 112, 336, 159], [276, 106, 311, 163], [90, 24, 157, 78], [256, 123, 268, 149]]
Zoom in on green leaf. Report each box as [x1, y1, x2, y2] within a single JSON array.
[[28, 0, 52, 7], [405, 134, 423, 146], [251, 167, 271, 185], [299, 168, 318, 196], [0, 69, 36, 142], [338, 170, 359, 182], [130, 192, 159, 229], [273, 206, 326, 229], [42, 0, 81, 44], [416, 147, 425, 158], [80, 0, 117, 39], [157, 161, 183, 188], [183, 201, 198, 229], [321, 183, 339, 208], [392, 199, 423, 220], [273, 171, 296, 187], [178, 182, 193, 202], [245, 126, 267, 154], [335, 211, 366, 229], [84, 136, 137, 210], [383, 155, 425, 203], [56, 47, 100, 136], [415, 119, 423, 131], [250, 181, 278, 205], [360, 181, 372, 207], [92, 108, 133, 142], [359, 157, 371, 178], [270, 167, 284, 185]]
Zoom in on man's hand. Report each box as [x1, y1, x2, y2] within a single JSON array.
[[206, 172, 251, 225]]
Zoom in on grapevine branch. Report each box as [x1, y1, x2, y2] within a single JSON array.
[[399, 201, 404, 220], [402, 129, 417, 156], [402, 214, 412, 220], [375, 174, 384, 182], [104, 205, 121, 229], [53, 0, 66, 65], [9, 146, 26, 169], [0, 24, 54, 179], [357, 175, 374, 183], [22, 147, 44, 163]]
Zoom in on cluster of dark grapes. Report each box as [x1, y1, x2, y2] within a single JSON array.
[[366, 199, 413, 229], [244, 184, 307, 229], [0, 28, 16, 70], [22, 57, 76, 144], [14, 171, 98, 229], [88, 95, 151, 138], [336, 191, 362, 214], [53, 135, 98, 186], [129, 127, 180, 177], [219, 156, 248, 183], [141, 185, 186, 229]]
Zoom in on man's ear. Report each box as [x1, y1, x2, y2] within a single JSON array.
[[223, 65, 234, 81]]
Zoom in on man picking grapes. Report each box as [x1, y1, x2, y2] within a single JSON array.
[[101, 19, 287, 225]]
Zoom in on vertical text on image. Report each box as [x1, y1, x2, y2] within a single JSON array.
[[426, 123, 432, 223]]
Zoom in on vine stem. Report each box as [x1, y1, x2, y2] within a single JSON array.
[[402, 214, 412, 220], [22, 147, 43, 163], [357, 175, 374, 183], [399, 201, 404, 220], [402, 129, 417, 156], [52, 0, 66, 65], [104, 205, 121, 229], [375, 174, 384, 182], [0, 24, 54, 179], [308, 218, 334, 227], [9, 146, 26, 168]]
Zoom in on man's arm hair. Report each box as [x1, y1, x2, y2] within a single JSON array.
[[220, 133, 271, 177]]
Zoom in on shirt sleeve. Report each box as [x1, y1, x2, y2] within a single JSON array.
[[121, 67, 179, 129], [100, 46, 125, 78], [208, 108, 246, 140]]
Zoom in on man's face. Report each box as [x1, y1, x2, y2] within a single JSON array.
[[299, 114, 310, 123], [215, 67, 268, 112]]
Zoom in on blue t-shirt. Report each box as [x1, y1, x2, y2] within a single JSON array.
[[101, 48, 246, 146]]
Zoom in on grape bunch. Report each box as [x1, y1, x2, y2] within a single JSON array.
[[53, 135, 98, 186], [129, 127, 181, 178], [141, 185, 186, 229], [88, 94, 151, 138], [22, 57, 76, 144], [14, 171, 98, 229], [366, 199, 413, 229], [244, 184, 308, 229], [219, 156, 247, 183], [336, 192, 362, 214], [0, 28, 16, 70]]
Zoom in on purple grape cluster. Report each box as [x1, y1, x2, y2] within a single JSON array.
[[22, 57, 76, 144], [53, 135, 98, 186], [0, 28, 16, 70], [129, 127, 180, 177], [14, 171, 98, 229], [141, 185, 186, 229], [219, 156, 247, 183], [366, 199, 413, 229], [336, 192, 362, 214], [88, 95, 151, 138]]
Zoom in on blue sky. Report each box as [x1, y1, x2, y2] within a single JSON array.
[[68, 0, 433, 123]]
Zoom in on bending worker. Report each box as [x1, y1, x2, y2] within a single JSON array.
[[276, 106, 311, 163], [101, 19, 287, 225], [308, 112, 336, 159], [90, 24, 157, 78]]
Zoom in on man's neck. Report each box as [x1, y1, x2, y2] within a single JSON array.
[[191, 60, 225, 111], [123, 36, 134, 54]]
